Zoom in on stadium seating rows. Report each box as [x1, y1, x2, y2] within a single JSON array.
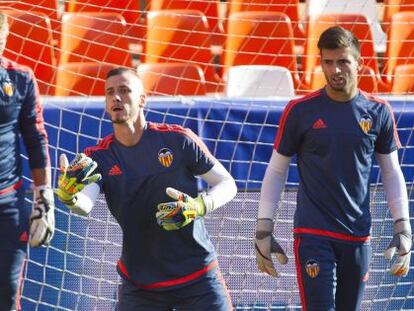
[[1, 0, 414, 96]]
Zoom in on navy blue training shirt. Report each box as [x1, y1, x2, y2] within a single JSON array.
[[85, 122, 217, 290], [0, 58, 49, 200], [274, 89, 400, 242]]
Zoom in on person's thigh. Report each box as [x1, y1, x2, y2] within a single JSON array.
[[0, 191, 29, 311], [335, 242, 371, 311], [174, 268, 233, 311], [294, 236, 336, 311], [117, 280, 173, 311]]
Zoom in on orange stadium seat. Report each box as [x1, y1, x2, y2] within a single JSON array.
[[310, 65, 379, 93], [391, 64, 414, 94], [227, 0, 305, 45], [0, 0, 61, 43], [382, 12, 414, 85], [150, 0, 224, 45], [383, 0, 414, 32], [145, 10, 221, 93], [138, 63, 207, 96], [66, 0, 144, 41], [55, 62, 116, 96], [302, 14, 382, 88], [223, 11, 301, 89], [59, 12, 132, 67], [3, 10, 57, 95]]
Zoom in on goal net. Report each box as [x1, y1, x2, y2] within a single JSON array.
[[22, 96, 414, 310], [4, 0, 413, 310]]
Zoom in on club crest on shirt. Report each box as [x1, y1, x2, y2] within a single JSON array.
[[2, 81, 13, 97], [158, 148, 173, 168], [305, 259, 320, 278], [359, 115, 372, 134]]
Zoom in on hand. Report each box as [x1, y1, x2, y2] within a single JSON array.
[[255, 218, 288, 277], [384, 218, 412, 277], [55, 153, 101, 208], [29, 186, 55, 247], [156, 187, 206, 231]]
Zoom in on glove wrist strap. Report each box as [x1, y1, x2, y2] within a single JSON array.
[[199, 193, 213, 215], [62, 195, 77, 207], [394, 218, 412, 235], [256, 218, 274, 234], [33, 184, 52, 196]]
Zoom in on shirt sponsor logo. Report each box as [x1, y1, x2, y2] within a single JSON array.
[[312, 118, 327, 129], [2, 81, 13, 97], [359, 115, 372, 134], [108, 164, 123, 176], [158, 148, 173, 168], [305, 259, 320, 278]]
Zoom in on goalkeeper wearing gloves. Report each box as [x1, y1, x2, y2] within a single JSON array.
[[0, 11, 55, 311], [255, 26, 411, 311], [55, 67, 237, 311]]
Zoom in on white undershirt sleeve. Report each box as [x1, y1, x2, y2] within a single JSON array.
[[70, 183, 100, 216], [375, 150, 410, 221], [258, 150, 291, 220], [198, 160, 237, 213]]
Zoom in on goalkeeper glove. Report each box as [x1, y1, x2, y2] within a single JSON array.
[[156, 187, 210, 231], [255, 218, 288, 277], [384, 218, 412, 277], [55, 153, 101, 211], [29, 186, 55, 247]]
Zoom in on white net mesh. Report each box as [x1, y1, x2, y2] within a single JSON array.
[[19, 96, 414, 310]]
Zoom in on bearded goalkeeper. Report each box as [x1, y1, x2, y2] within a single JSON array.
[[55, 67, 237, 311]]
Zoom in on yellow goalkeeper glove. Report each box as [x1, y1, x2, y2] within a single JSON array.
[[55, 153, 101, 208], [156, 187, 208, 231]]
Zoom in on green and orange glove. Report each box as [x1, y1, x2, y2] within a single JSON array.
[[55, 153, 101, 212], [156, 187, 208, 231]]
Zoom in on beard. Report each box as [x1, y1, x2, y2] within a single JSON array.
[[326, 75, 347, 92], [112, 119, 126, 124], [110, 115, 127, 124], [328, 82, 345, 91]]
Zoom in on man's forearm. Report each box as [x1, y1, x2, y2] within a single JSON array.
[[31, 167, 51, 187]]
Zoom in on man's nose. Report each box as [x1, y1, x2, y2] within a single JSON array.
[[112, 94, 121, 102], [334, 64, 342, 74]]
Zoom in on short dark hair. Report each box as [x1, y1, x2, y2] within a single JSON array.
[[317, 26, 360, 59], [106, 67, 139, 80]]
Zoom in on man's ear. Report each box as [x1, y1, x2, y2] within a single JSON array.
[[357, 57, 364, 71], [139, 94, 146, 107]]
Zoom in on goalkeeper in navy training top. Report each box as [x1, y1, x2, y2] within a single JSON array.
[[0, 12, 55, 311], [55, 67, 237, 311], [255, 26, 412, 311]]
